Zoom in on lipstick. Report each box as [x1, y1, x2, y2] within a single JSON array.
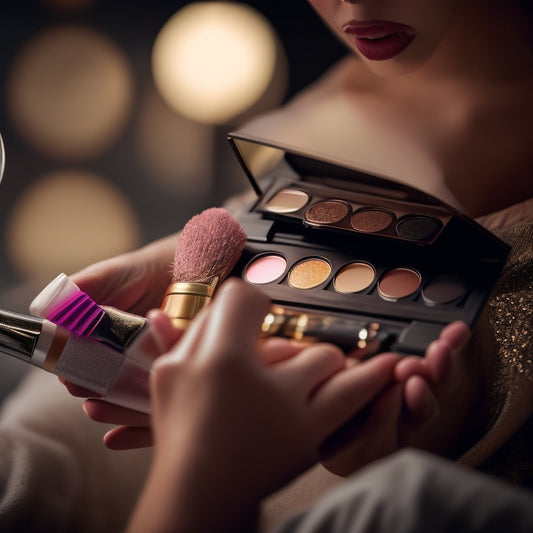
[[260, 306, 392, 357], [342, 21, 415, 61], [0, 309, 152, 413]]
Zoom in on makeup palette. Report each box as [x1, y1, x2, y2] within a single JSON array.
[[227, 133, 510, 355]]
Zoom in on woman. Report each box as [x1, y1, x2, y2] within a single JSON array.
[[0, 0, 531, 531]]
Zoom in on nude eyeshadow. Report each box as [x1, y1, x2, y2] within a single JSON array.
[[264, 188, 309, 213], [333, 262, 375, 293]]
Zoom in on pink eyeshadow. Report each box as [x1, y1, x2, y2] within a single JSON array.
[[245, 255, 287, 285]]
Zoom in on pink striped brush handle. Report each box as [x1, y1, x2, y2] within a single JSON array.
[[47, 291, 105, 337]]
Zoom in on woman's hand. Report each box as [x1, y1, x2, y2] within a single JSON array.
[[69, 232, 179, 314], [127, 279, 399, 533], [319, 320, 472, 475]]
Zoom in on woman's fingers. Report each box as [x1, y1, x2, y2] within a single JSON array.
[[59, 377, 103, 399], [144, 309, 185, 356], [103, 426, 153, 450], [257, 337, 309, 365], [200, 279, 272, 360], [83, 398, 151, 426], [395, 321, 471, 385], [309, 353, 399, 439], [272, 343, 346, 398], [319, 382, 403, 475], [403, 374, 439, 421]]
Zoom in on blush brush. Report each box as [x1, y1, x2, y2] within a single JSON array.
[[161, 207, 392, 356], [160, 207, 248, 329]]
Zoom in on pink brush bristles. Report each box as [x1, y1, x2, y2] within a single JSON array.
[[171, 207, 247, 284], [47, 291, 105, 337], [30, 272, 106, 337]]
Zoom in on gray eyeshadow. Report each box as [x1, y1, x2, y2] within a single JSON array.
[[422, 275, 466, 305]]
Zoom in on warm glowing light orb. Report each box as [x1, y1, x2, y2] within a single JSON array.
[[7, 25, 134, 160], [152, 2, 278, 124], [7, 170, 140, 281]]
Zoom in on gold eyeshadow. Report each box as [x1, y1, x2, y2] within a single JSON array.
[[288, 258, 331, 289], [228, 133, 510, 355]]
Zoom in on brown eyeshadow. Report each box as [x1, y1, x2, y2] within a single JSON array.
[[351, 209, 394, 233], [378, 268, 421, 301], [305, 200, 350, 225]]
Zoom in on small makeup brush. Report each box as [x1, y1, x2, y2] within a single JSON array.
[[30, 273, 147, 354], [160, 207, 248, 329], [30, 273, 106, 337]]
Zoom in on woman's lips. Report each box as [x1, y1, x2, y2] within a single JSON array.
[[342, 21, 415, 61]]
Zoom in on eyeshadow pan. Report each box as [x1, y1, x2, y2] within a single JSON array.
[[288, 258, 331, 290], [265, 188, 310, 213], [305, 200, 350, 225], [245, 255, 287, 285], [334, 262, 375, 294], [422, 275, 466, 305], [378, 268, 421, 301], [351, 208, 394, 233], [396, 215, 442, 241]]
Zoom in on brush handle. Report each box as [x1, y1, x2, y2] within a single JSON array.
[[160, 282, 215, 329]]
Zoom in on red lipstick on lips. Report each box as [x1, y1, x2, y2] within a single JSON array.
[[343, 21, 415, 61]]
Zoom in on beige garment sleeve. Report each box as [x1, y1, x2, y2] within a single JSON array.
[[0, 369, 151, 533]]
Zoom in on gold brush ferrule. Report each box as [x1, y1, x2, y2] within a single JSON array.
[[160, 280, 217, 329]]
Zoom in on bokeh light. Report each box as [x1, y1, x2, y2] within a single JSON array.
[[152, 2, 279, 124], [6, 24, 134, 160], [6, 170, 140, 281]]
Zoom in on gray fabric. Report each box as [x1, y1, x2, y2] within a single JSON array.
[[273, 449, 533, 533]]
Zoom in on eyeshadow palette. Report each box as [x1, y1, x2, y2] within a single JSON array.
[[227, 132, 510, 355]]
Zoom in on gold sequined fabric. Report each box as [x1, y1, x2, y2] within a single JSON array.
[[489, 221, 533, 380], [476, 220, 533, 487]]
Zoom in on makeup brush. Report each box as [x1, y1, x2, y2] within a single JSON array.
[[30, 273, 105, 337], [30, 273, 147, 354], [161, 207, 392, 356], [160, 207, 248, 329]]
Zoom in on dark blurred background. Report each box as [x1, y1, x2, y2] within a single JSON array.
[[0, 0, 346, 302]]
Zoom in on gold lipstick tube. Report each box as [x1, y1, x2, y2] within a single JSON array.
[[259, 306, 392, 357]]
